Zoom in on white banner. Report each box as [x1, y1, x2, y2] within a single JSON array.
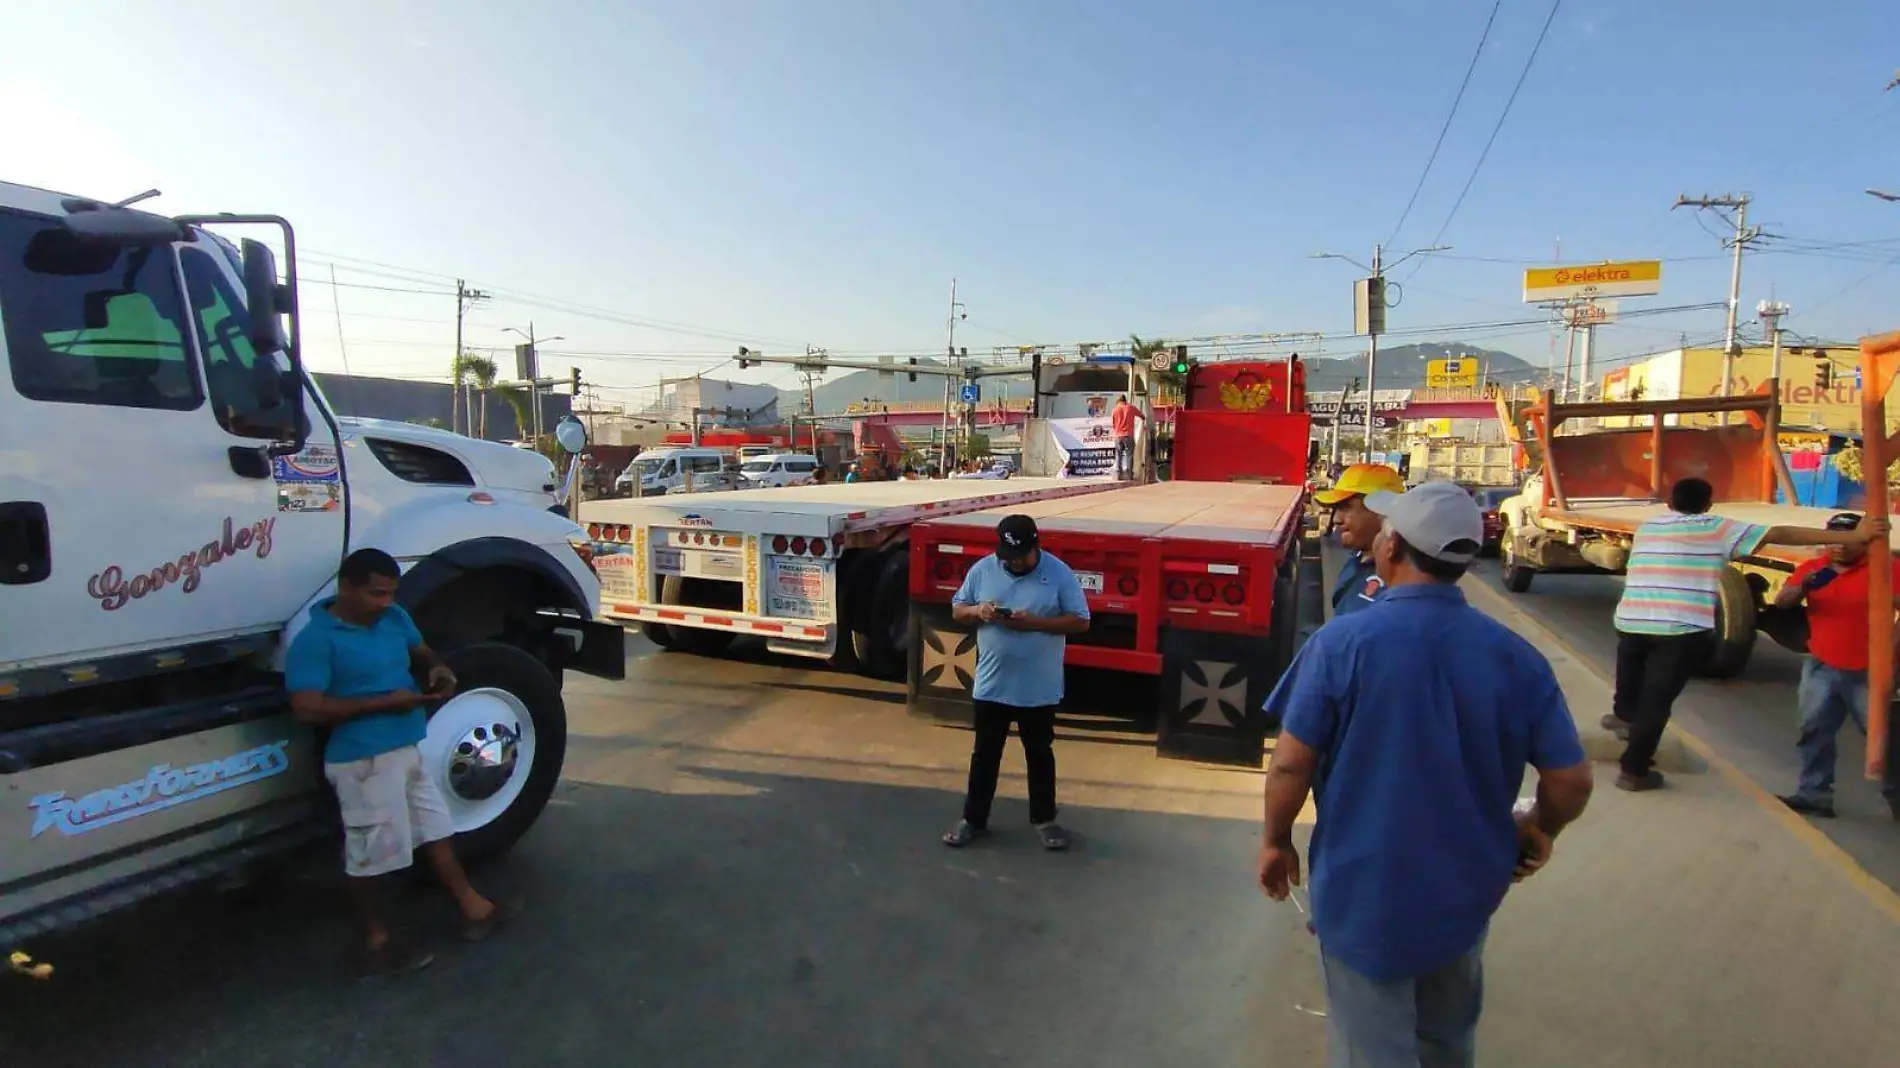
[[1049, 416, 1117, 477]]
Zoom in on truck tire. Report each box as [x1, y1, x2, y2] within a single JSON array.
[[422, 642, 568, 862], [1500, 528, 1535, 593], [1701, 566, 1758, 678], [639, 621, 678, 649], [660, 575, 736, 656], [829, 551, 877, 673], [852, 550, 911, 680]]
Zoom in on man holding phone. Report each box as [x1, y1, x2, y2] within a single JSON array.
[[286, 548, 522, 978], [941, 515, 1091, 851], [1772, 512, 1900, 820]]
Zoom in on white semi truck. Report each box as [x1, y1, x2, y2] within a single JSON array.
[[0, 182, 625, 950], [581, 479, 1116, 678]]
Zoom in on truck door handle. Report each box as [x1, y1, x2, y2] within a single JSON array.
[[0, 501, 52, 585]]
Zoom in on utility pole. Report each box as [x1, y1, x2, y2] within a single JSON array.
[[1674, 194, 1764, 421], [1315, 242, 1446, 458], [452, 279, 489, 435], [1758, 300, 1790, 384], [942, 279, 966, 472], [801, 346, 825, 415]]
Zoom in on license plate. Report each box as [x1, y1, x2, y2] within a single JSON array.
[[1076, 571, 1104, 593]]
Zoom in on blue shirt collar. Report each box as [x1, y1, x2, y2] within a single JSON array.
[[1378, 582, 1466, 604]]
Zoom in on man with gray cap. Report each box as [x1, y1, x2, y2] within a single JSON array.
[[1257, 481, 1595, 1066], [942, 514, 1091, 851]]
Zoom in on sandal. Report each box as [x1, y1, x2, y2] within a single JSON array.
[[355, 940, 435, 980], [941, 820, 988, 848], [1035, 822, 1071, 852], [460, 895, 526, 943]]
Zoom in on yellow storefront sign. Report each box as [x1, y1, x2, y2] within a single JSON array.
[[1522, 260, 1662, 303], [1425, 357, 1479, 390]]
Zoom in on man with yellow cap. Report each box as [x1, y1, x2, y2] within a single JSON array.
[[1313, 463, 1408, 618]]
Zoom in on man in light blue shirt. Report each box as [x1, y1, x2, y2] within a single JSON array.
[[941, 515, 1091, 851]]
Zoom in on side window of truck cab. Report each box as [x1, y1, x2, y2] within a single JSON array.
[[177, 245, 287, 439], [0, 209, 202, 410]]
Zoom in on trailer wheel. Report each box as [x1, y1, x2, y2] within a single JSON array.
[[1500, 529, 1535, 593], [639, 621, 679, 649], [1701, 566, 1758, 678], [852, 550, 911, 680], [422, 642, 568, 862], [660, 575, 736, 656]]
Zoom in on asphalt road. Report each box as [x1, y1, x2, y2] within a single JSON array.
[[1467, 558, 1900, 892], [4, 638, 1323, 1068]]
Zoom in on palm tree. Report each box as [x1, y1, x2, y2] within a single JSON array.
[[1129, 334, 1170, 365], [454, 352, 500, 439], [491, 383, 531, 441]]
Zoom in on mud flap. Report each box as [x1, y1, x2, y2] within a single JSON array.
[[906, 604, 977, 727], [1156, 628, 1279, 767]]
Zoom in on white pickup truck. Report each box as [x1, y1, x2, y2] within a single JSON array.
[[0, 182, 625, 950]]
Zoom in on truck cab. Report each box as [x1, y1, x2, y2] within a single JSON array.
[[0, 182, 624, 946]]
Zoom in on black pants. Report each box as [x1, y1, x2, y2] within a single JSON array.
[[1612, 630, 1709, 776], [962, 700, 1058, 828]]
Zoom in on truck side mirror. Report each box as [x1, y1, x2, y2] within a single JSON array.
[[240, 238, 289, 358]]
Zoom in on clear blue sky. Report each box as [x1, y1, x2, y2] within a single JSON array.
[[5, 0, 1898, 400]]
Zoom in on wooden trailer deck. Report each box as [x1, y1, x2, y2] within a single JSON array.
[[920, 481, 1306, 548]]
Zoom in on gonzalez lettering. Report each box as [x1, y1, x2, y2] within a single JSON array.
[[29, 740, 292, 838], [86, 517, 275, 611]]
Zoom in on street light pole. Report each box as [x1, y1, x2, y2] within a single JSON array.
[[503, 323, 566, 446], [1312, 243, 1447, 461]]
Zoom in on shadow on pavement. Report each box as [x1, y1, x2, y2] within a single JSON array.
[[2, 769, 1316, 1068]]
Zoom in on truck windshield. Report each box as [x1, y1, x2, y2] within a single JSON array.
[[0, 209, 201, 411]]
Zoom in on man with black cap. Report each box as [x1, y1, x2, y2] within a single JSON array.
[[1770, 511, 1900, 820], [1257, 481, 1595, 1066], [942, 514, 1091, 851]]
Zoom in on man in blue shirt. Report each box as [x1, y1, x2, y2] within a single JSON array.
[[941, 515, 1091, 851], [1257, 482, 1595, 1065], [286, 548, 521, 978], [1313, 463, 1406, 618]]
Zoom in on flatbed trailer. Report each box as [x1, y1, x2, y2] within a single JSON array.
[[906, 480, 1310, 766], [580, 478, 1120, 678], [1497, 383, 1837, 676]]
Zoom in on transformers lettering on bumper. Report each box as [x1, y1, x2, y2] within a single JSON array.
[[28, 740, 293, 838]]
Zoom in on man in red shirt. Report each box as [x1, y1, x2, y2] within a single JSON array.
[[1110, 397, 1144, 481], [1772, 511, 1900, 820]]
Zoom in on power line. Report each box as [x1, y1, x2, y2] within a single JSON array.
[[1418, 0, 1565, 254], [1384, 0, 1503, 247]]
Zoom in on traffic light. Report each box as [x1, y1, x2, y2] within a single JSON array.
[[1170, 345, 1191, 375], [907, 356, 918, 382], [570, 366, 582, 395], [1815, 359, 1832, 390], [737, 346, 755, 370]]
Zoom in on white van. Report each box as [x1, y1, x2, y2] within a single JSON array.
[[738, 452, 822, 488], [616, 447, 734, 496]]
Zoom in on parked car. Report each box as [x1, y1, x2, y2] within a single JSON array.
[[739, 452, 822, 488], [1468, 486, 1517, 556]]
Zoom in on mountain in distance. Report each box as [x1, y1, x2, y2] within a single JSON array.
[[771, 342, 1534, 414]]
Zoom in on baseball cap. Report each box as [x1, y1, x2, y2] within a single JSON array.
[[1313, 463, 1406, 506], [995, 514, 1040, 560], [1364, 481, 1485, 565], [1826, 511, 1863, 531]]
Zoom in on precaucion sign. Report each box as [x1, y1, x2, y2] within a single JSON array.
[[768, 558, 832, 620], [1522, 260, 1661, 303]]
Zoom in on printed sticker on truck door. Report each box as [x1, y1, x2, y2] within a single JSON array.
[[271, 444, 341, 513]]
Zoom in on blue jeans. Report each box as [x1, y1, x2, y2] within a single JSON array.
[[1319, 936, 1485, 1068], [1114, 436, 1135, 479], [1794, 658, 1900, 804]]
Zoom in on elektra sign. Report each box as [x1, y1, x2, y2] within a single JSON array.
[[29, 740, 293, 838]]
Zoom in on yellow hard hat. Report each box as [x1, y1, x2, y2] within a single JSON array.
[[1313, 463, 1405, 506]]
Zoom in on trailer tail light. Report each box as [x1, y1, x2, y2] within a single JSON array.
[[1222, 582, 1246, 605], [1117, 574, 1139, 596], [808, 538, 827, 557], [1166, 578, 1189, 601], [934, 559, 955, 580], [587, 523, 601, 540], [1193, 581, 1216, 603], [791, 536, 809, 555], [615, 525, 632, 542], [772, 535, 789, 554]]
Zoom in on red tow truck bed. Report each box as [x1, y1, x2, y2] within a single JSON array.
[[906, 481, 1310, 765]]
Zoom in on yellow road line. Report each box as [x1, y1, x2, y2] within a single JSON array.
[[1464, 576, 1900, 926]]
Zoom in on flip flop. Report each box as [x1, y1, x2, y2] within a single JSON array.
[[355, 940, 435, 980], [941, 820, 988, 848], [460, 896, 526, 943]]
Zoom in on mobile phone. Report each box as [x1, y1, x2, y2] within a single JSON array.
[[993, 606, 1014, 619]]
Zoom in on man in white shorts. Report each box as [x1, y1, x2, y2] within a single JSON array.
[[287, 548, 521, 978]]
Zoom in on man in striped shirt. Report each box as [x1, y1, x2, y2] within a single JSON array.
[[1606, 477, 1883, 792]]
